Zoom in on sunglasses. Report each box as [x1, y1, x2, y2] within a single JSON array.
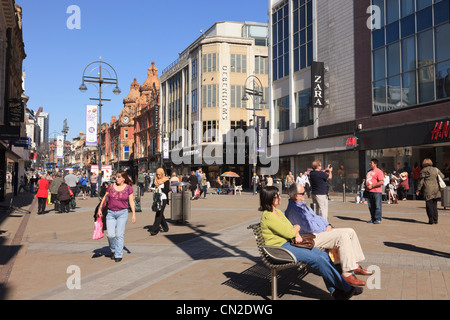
[[297, 191, 306, 196]]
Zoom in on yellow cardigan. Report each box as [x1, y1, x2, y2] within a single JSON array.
[[260, 209, 296, 247]]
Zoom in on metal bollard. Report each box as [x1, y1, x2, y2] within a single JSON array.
[[310, 202, 317, 214], [343, 183, 346, 203]]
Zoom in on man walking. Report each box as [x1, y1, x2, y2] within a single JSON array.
[[285, 171, 295, 192], [309, 160, 332, 221], [137, 168, 145, 196], [90, 172, 98, 197], [366, 159, 384, 224], [64, 169, 79, 197]]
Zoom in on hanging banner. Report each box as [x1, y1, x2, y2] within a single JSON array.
[[86, 105, 98, 147], [311, 61, 325, 108], [56, 136, 64, 159], [163, 137, 169, 159], [256, 116, 266, 154]]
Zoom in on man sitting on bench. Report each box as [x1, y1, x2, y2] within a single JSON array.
[[259, 186, 363, 300], [285, 183, 374, 287]]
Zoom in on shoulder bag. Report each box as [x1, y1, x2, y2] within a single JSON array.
[[152, 191, 162, 212], [436, 168, 446, 190], [290, 234, 316, 250]]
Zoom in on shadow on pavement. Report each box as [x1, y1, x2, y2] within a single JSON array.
[[222, 262, 330, 300], [384, 241, 450, 259]]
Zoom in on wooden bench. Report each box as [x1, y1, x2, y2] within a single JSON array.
[[247, 223, 308, 300]]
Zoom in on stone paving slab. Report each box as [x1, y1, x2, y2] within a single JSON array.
[[1, 191, 449, 301]]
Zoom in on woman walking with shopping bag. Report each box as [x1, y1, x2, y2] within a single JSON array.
[[416, 158, 445, 225], [150, 168, 170, 236], [98, 171, 136, 262]]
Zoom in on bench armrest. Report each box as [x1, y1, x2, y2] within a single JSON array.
[[262, 245, 298, 264]]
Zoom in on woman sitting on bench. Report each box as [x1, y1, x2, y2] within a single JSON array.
[[259, 186, 363, 300]]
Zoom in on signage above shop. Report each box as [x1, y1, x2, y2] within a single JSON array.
[[8, 100, 24, 123], [344, 136, 358, 149], [0, 125, 20, 140], [430, 120, 450, 141], [311, 61, 325, 108]]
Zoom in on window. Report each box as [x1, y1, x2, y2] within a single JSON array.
[[192, 59, 198, 79], [124, 146, 129, 160], [203, 120, 219, 142], [192, 89, 198, 112], [296, 89, 313, 128], [371, 0, 450, 113], [231, 54, 247, 73], [202, 85, 219, 108], [274, 95, 290, 131], [255, 56, 269, 75], [202, 53, 219, 73], [272, 0, 290, 81], [293, 0, 313, 72], [230, 85, 248, 108]]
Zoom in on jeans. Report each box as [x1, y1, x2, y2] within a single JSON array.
[[281, 242, 351, 294], [106, 209, 128, 258], [138, 182, 145, 196], [200, 185, 207, 198], [91, 183, 97, 197], [367, 192, 382, 222]]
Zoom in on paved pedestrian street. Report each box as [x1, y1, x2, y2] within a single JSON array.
[[0, 191, 449, 301]]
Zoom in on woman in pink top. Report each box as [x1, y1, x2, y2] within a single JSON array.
[[98, 171, 136, 262]]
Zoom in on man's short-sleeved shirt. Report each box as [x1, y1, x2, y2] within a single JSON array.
[[309, 170, 329, 195], [366, 168, 384, 193]]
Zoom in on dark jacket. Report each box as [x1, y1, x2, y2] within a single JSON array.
[[57, 182, 71, 201], [417, 166, 445, 201], [152, 180, 170, 199], [189, 174, 198, 189]]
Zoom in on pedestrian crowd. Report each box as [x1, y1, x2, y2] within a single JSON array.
[[19, 168, 100, 215], [10, 156, 448, 299], [257, 156, 448, 299]]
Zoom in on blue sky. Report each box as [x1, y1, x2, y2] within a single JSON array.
[[19, 0, 269, 140]]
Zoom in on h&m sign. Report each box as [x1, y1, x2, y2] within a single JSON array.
[[311, 61, 325, 108]]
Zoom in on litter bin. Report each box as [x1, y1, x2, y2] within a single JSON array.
[[273, 178, 283, 194], [441, 186, 450, 209], [170, 191, 191, 223]]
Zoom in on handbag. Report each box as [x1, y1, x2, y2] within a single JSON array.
[[436, 168, 446, 190], [195, 186, 200, 198], [47, 194, 53, 205], [92, 216, 104, 240], [152, 191, 162, 212], [71, 197, 76, 209], [290, 234, 316, 250], [135, 198, 142, 212]]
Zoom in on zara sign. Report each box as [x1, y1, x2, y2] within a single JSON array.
[[311, 61, 325, 108]]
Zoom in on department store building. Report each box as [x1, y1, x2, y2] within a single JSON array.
[[160, 21, 270, 188], [269, 0, 450, 193]]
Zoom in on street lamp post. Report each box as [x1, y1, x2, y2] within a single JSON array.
[[62, 119, 69, 169], [79, 59, 121, 187], [242, 75, 266, 195]]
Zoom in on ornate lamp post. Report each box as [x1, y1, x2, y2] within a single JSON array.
[[79, 59, 121, 187], [242, 75, 266, 194]]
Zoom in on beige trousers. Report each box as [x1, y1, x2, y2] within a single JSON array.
[[313, 228, 365, 272], [311, 194, 328, 221]]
